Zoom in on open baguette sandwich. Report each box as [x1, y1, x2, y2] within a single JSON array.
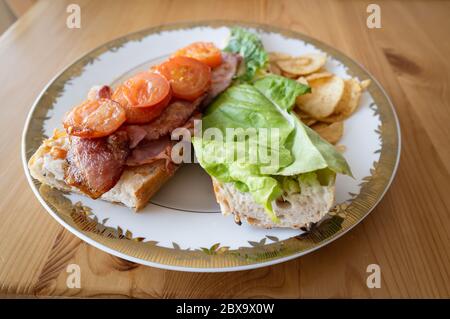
[[29, 43, 241, 210], [29, 28, 358, 230]]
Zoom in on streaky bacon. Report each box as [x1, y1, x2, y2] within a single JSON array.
[[123, 125, 147, 149], [126, 135, 172, 166], [182, 112, 202, 136], [124, 96, 204, 148], [126, 113, 201, 167], [203, 52, 241, 106], [65, 131, 129, 199]]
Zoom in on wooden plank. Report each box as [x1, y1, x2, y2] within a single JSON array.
[[0, 0, 16, 35], [5, 0, 36, 17]]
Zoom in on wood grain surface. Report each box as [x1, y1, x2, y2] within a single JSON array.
[[0, 0, 449, 298]]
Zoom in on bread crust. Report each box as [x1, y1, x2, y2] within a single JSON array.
[[128, 162, 177, 210], [28, 129, 177, 211], [212, 178, 335, 229]]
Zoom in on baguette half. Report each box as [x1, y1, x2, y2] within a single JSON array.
[[212, 178, 335, 229], [28, 129, 177, 210]]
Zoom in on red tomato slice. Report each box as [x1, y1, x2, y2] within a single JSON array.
[[63, 99, 126, 138], [173, 42, 223, 68], [112, 72, 172, 124], [122, 90, 172, 124], [157, 56, 211, 101]]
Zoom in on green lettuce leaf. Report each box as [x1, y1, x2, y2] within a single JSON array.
[[253, 74, 311, 111], [224, 27, 268, 81], [276, 114, 352, 176], [200, 83, 293, 174], [193, 74, 351, 221], [252, 75, 351, 176]]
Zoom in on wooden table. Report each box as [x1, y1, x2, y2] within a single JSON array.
[[0, 0, 449, 298]]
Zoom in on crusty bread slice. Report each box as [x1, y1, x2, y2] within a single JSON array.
[[28, 129, 177, 210], [212, 178, 335, 229]]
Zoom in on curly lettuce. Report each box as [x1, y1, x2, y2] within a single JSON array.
[[224, 27, 268, 81]]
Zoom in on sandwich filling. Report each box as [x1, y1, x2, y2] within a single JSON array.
[[60, 50, 240, 199], [192, 28, 352, 222]]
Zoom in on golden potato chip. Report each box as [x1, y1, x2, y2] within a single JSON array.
[[294, 107, 317, 126], [320, 78, 362, 123], [311, 121, 344, 144], [305, 72, 333, 81], [296, 75, 345, 119], [269, 52, 293, 62], [335, 78, 362, 114], [277, 54, 326, 75], [295, 109, 317, 126], [296, 109, 309, 118], [360, 79, 371, 90], [302, 118, 317, 126], [281, 70, 299, 79], [320, 113, 345, 123], [315, 67, 329, 73], [268, 62, 282, 75], [296, 77, 308, 85]]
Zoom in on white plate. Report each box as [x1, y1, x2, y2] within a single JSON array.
[[22, 22, 400, 272]]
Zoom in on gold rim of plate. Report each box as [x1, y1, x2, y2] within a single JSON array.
[[22, 21, 401, 271]]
